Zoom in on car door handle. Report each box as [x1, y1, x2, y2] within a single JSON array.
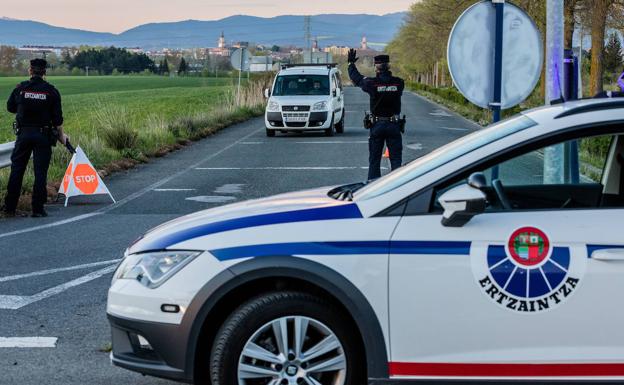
[[592, 249, 624, 261]]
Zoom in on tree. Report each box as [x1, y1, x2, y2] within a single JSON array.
[[0, 45, 19, 74], [565, 0, 580, 48], [68, 47, 156, 75], [177, 57, 188, 75], [604, 32, 623, 73], [161, 58, 170, 75], [588, 0, 618, 95]]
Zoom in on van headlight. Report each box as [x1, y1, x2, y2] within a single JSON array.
[[267, 101, 280, 112], [312, 101, 328, 111], [114, 251, 202, 288]]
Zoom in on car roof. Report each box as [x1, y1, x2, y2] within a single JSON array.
[[278, 66, 332, 76], [522, 97, 624, 131]]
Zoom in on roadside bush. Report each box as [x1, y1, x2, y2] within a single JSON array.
[[94, 102, 139, 150]]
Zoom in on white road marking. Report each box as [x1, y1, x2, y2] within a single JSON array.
[[441, 127, 469, 131], [0, 265, 118, 310], [0, 259, 120, 283], [214, 184, 245, 194], [196, 167, 378, 170], [239, 142, 264, 145], [0, 337, 58, 348], [406, 143, 424, 151], [0, 213, 101, 240], [153, 188, 196, 192], [186, 196, 237, 203], [0, 127, 264, 239], [429, 110, 452, 117], [295, 141, 368, 144]]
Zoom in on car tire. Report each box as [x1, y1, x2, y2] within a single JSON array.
[[209, 291, 363, 385], [324, 115, 335, 137], [266, 128, 276, 137], [335, 110, 345, 134]]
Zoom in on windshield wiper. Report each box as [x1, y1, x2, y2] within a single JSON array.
[[328, 182, 367, 201]]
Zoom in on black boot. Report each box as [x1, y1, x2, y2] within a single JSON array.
[[31, 209, 48, 218]]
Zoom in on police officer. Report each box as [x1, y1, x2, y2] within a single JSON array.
[[348, 49, 405, 180], [3, 58, 68, 217]]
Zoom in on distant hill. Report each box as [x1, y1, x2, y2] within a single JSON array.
[[0, 13, 407, 50]]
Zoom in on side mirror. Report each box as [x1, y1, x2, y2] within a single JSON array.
[[264, 88, 271, 98], [438, 183, 486, 227], [332, 89, 337, 97]]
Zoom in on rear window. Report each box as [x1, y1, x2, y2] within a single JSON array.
[[273, 75, 330, 96]]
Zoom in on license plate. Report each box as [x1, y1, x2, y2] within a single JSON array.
[[285, 116, 307, 122]]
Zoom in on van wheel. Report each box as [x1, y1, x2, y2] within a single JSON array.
[[335, 110, 345, 134], [266, 129, 276, 137], [209, 291, 363, 385], [324, 115, 335, 137]]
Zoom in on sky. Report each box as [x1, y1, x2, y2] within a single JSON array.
[[2, 0, 414, 34]]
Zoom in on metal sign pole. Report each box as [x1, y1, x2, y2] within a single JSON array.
[[491, 0, 504, 123], [237, 48, 244, 106], [490, 0, 505, 180]]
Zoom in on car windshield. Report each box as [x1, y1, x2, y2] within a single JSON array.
[[355, 114, 538, 200], [273, 75, 330, 96]]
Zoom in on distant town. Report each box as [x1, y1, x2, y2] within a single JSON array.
[[2, 32, 380, 76]]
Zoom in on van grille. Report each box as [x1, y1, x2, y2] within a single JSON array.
[[282, 105, 311, 112]]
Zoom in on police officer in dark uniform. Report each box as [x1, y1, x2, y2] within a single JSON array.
[[3, 58, 68, 217], [348, 49, 405, 180]]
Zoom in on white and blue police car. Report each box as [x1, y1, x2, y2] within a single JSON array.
[[108, 97, 624, 384]]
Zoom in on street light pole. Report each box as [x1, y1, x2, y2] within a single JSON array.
[[544, 0, 565, 184]]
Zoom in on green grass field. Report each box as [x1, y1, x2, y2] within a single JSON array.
[[0, 75, 265, 209]]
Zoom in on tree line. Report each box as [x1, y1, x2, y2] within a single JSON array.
[[65, 47, 155, 75], [387, 0, 624, 97]]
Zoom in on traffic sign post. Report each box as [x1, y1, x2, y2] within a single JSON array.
[[491, 0, 505, 124], [231, 48, 251, 106]]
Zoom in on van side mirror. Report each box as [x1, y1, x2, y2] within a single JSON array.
[[264, 88, 271, 98], [438, 182, 486, 228], [332, 90, 337, 97]]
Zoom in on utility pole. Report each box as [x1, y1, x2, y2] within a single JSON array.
[[304, 16, 312, 53], [544, 0, 565, 184]]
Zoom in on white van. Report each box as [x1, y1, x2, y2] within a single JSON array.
[[264, 64, 345, 137]]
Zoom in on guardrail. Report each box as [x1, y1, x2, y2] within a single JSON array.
[[0, 141, 15, 169]]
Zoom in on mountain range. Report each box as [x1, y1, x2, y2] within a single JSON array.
[[0, 13, 407, 50]]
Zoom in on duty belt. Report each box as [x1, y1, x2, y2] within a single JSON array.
[[373, 115, 400, 122]]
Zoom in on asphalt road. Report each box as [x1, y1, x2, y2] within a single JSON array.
[[0, 87, 479, 385]]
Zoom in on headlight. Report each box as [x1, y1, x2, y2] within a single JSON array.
[[115, 251, 201, 288], [312, 101, 328, 111], [267, 101, 280, 112]]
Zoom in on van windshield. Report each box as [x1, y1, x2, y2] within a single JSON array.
[[273, 75, 330, 96]]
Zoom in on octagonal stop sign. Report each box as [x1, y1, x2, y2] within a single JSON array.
[[73, 163, 99, 194]]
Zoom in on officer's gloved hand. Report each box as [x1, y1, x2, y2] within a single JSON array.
[[348, 49, 358, 65]]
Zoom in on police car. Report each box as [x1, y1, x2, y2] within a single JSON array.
[[264, 64, 345, 137], [108, 97, 624, 384]]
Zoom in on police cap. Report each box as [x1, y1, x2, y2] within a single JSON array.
[[30, 58, 48, 69], [374, 55, 390, 64]]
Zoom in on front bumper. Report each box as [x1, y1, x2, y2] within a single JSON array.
[[108, 313, 193, 383], [266, 111, 329, 130]]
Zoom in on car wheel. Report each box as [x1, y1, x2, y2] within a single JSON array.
[[335, 110, 345, 134], [266, 129, 276, 137], [324, 115, 335, 137], [209, 291, 363, 385]]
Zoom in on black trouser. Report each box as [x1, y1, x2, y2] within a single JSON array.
[[368, 120, 403, 180], [4, 128, 52, 213]]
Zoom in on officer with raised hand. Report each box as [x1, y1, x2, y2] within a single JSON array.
[[348, 49, 405, 180], [3, 58, 68, 218]]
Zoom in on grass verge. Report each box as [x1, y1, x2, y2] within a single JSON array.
[[0, 76, 268, 211]]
